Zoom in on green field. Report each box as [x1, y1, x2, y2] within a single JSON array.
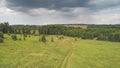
[[0, 34, 120, 68]]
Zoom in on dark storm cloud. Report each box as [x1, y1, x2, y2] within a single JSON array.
[[1, 0, 119, 25], [5, 0, 120, 13], [6, 0, 90, 12], [88, 0, 120, 11]]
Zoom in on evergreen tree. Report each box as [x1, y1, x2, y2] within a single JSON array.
[[0, 32, 4, 43], [11, 35, 17, 41], [41, 35, 46, 43], [0, 38, 3, 43], [23, 37, 26, 40], [0, 32, 4, 38]]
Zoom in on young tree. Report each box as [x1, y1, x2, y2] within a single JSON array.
[[18, 38, 22, 40], [23, 34, 27, 37], [75, 38, 77, 41], [41, 35, 46, 43], [11, 35, 17, 41], [0, 32, 4, 38], [23, 37, 26, 40], [0, 32, 4, 43], [51, 37, 54, 42], [0, 38, 3, 43]]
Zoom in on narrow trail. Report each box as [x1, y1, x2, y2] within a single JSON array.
[[60, 49, 73, 68], [60, 42, 75, 68]]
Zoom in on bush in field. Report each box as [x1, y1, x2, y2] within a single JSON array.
[[41, 35, 46, 43], [23, 34, 27, 37], [18, 38, 22, 40], [0, 32, 4, 43], [0, 38, 3, 43], [0, 32, 4, 38], [51, 37, 54, 42], [75, 38, 77, 41], [23, 37, 26, 40], [11, 35, 17, 41], [58, 36, 64, 40]]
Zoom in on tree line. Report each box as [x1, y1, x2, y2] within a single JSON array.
[[39, 25, 120, 42], [0, 22, 120, 42]]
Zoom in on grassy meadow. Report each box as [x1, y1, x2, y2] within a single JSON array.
[[0, 34, 120, 68]]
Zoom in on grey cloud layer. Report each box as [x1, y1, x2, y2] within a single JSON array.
[[6, 0, 90, 12], [6, 0, 120, 12], [1, 0, 120, 24]]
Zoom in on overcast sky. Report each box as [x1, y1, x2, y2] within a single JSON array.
[[0, 0, 120, 25]]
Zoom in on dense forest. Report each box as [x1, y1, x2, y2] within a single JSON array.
[[0, 22, 120, 42]]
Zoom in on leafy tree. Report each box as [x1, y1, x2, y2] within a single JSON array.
[[1, 22, 120, 42], [18, 38, 22, 40], [23, 34, 27, 37], [23, 37, 26, 40], [0, 32, 4, 38], [11, 35, 17, 41], [75, 38, 77, 41], [0, 38, 3, 43], [51, 37, 54, 42], [41, 35, 46, 43], [0, 32, 4, 43]]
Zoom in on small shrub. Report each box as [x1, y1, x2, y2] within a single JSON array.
[[75, 38, 77, 41], [11, 35, 17, 41], [0, 38, 3, 43], [18, 38, 22, 40], [41, 35, 46, 43], [59, 36, 64, 40], [0, 32, 4, 38], [23, 34, 27, 37], [51, 37, 54, 42], [23, 37, 26, 40]]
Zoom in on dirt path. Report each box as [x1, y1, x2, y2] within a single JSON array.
[[60, 49, 73, 68], [60, 46, 75, 68], [59, 40, 77, 68]]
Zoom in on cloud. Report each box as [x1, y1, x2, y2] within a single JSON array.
[[5, 0, 120, 13], [88, 0, 120, 11], [6, 0, 90, 12], [90, 14, 120, 24], [0, 0, 120, 24]]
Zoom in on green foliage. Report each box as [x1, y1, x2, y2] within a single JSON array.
[[58, 36, 64, 40], [18, 38, 22, 40], [11, 35, 17, 41], [75, 38, 77, 41], [0, 22, 9, 33], [1, 22, 120, 42], [0, 32, 4, 43], [39, 25, 120, 42], [0, 37, 3, 43], [23, 37, 26, 40], [23, 34, 27, 37], [41, 35, 46, 43], [51, 37, 54, 42], [39, 25, 66, 35], [0, 32, 4, 38]]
